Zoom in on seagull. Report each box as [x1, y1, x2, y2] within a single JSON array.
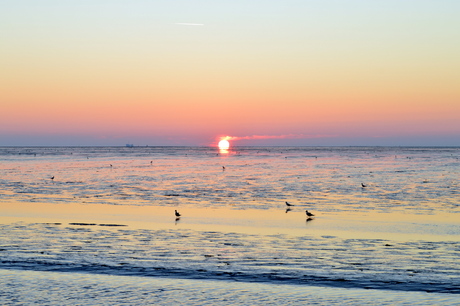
[[306, 210, 315, 217], [361, 183, 367, 188], [175, 210, 181, 217], [285, 201, 294, 207], [50, 176, 54, 180], [222, 166, 225, 170]]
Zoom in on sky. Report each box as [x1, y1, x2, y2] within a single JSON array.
[[1, 0, 459, 146]]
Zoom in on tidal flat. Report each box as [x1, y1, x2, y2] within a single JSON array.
[[1, 146, 459, 304]]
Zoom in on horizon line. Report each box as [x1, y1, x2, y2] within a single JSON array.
[[1, 145, 459, 148]]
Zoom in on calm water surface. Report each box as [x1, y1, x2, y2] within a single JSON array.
[[1, 146, 459, 304]]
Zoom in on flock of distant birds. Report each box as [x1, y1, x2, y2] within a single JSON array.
[[49, 164, 373, 223]]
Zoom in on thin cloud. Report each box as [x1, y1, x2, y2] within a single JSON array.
[[220, 134, 337, 142]]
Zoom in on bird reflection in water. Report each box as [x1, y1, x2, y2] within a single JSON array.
[[175, 210, 181, 224]]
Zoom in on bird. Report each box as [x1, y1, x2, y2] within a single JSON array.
[[50, 176, 54, 180], [285, 201, 294, 207], [306, 210, 315, 217], [175, 210, 181, 217], [361, 183, 367, 188], [222, 166, 225, 170]]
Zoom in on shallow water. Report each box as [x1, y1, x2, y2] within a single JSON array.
[[0, 146, 459, 304], [1, 269, 459, 306], [1, 146, 459, 213], [0, 221, 459, 294]]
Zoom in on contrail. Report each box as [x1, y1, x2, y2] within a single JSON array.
[[175, 23, 204, 26]]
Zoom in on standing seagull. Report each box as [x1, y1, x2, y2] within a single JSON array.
[[50, 176, 54, 180], [285, 201, 294, 207], [361, 183, 367, 188], [305, 210, 315, 217], [175, 210, 181, 217]]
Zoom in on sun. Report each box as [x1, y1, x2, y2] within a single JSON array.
[[218, 139, 230, 150]]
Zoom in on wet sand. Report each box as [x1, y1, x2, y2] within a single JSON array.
[[1, 201, 459, 241]]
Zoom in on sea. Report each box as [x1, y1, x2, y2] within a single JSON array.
[[0, 146, 459, 305]]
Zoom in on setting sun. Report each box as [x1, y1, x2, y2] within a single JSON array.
[[218, 139, 230, 150]]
